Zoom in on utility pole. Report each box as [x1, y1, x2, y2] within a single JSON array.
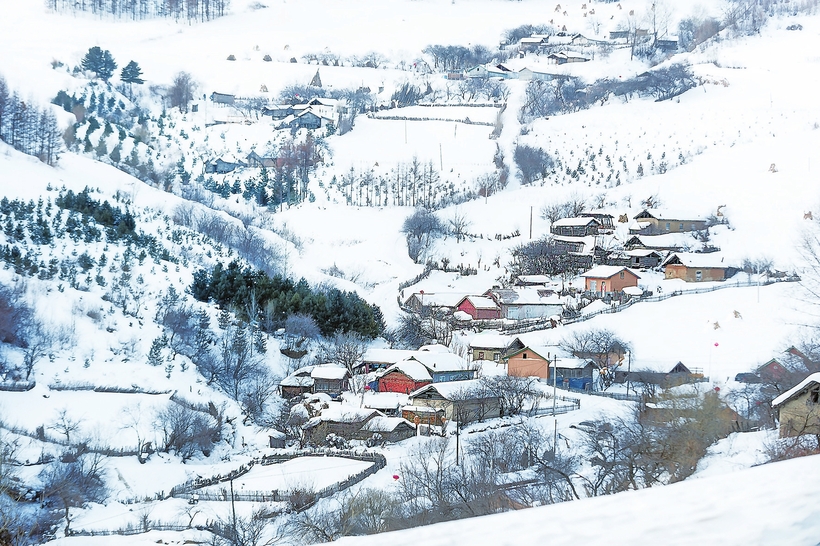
[[529, 206, 533, 239], [230, 477, 237, 537], [553, 355, 558, 452]]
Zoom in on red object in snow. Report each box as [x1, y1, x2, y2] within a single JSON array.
[[393, 474, 400, 481], [714, 342, 719, 347], [364, 385, 371, 391], [714, 387, 721, 393]]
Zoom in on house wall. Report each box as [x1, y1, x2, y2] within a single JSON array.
[[378, 372, 429, 394], [313, 378, 347, 394], [551, 225, 598, 237], [432, 370, 475, 383], [665, 265, 725, 282], [778, 389, 820, 438], [584, 271, 639, 293], [508, 353, 550, 379], [457, 300, 499, 320], [472, 348, 503, 362], [640, 218, 707, 233]]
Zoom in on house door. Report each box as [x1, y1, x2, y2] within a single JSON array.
[[601, 282, 606, 293], [696, 270, 702, 281]]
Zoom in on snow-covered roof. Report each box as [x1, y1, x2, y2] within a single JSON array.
[[507, 344, 561, 361], [303, 406, 381, 428], [581, 265, 641, 279], [772, 372, 820, 407], [488, 288, 564, 306], [405, 292, 465, 307], [362, 391, 408, 411], [635, 208, 706, 221], [624, 248, 664, 257], [311, 364, 350, 380], [517, 274, 554, 284], [454, 310, 473, 321], [408, 379, 492, 400], [361, 416, 415, 433], [551, 358, 596, 369], [363, 348, 417, 365], [552, 217, 600, 227], [280, 366, 316, 387], [380, 361, 433, 382], [408, 353, 471, 373], [462, 295, 499, 309], [418, 343, 450, 353], [623, 286, 644, 296], [469, 333, 510, 350], [662, 252, 730, 269]]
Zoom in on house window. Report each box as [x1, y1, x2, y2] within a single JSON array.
[[679, 223, 684, 230], [619, 272, 625, 279], [493, 352, 500, 361], [523, 353, 528, 359], [696, 270, 703, 281], [811, 388, 819, 404], [691, 224, 696, 231], [590, 280, 596, 291], [665, 222, 671, 231], [478, 351, 485, 360]]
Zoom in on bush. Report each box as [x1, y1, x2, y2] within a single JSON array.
[[514, 144, 554, 184]]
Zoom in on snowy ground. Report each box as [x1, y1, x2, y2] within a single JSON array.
[[1, 0, 820, 543]]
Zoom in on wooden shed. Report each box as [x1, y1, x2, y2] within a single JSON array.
[[771, 372, 820, 438]]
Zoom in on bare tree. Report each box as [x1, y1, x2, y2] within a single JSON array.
[[447, 209, 472, 243], [318, 332, 369, 393], [48, 409, 82, 444], [39, 453, 107, 535], [169, 72, 196, 113]]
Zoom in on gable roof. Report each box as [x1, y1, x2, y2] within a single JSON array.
[[360, 416, 415, 433], [458, 295, 499, 310], [662, 253, 729, 269], [552, 217, 601, 228], [379, 361, 433, 382], [407, 353, 471, 373], [311, 364, 350, 380], [303, 406, 381, 429], [487, 288, 564, 306], [634, 209, 705, 222], [551, 357, 596, 370], [580, 265, 641, 280], [408, 379, 493, 400], [506, 345, 558, 362], [469, 333, 511, 350], [280, 365, 316, 387], [772, 372, 820, 407]]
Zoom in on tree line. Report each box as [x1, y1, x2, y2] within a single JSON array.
[[190, 260, 385, 339], [45, 0, 228, 22], [0, 74, 62, 165]]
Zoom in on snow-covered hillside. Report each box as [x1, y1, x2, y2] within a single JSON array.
[[2, 0, 820, 544]]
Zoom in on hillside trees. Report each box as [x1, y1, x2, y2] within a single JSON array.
[[514, 144, 554, 185], [81, 47, 117, 82], [0, 75, 62, 165], [47, 0, 228, 22], [120, 60, 144, 99], [191, 260, 384, 339]]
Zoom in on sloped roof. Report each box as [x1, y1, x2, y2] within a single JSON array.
[[506, 345, 560, 362], [303, 406, 381, 428], [634, 208, 706, 221], [772, 372, 820, 407], [408, 353, 471, 373], [418, 343, 450, 353], [405, 292, 465, 307], [488, 288, 564, 306], [552, 358, 596, 370], [361, 416, 415, 433], [363, 348, 417, 365], [469, 333, 511, 350], [280, 366, 316, 387], [380, 361, 433, 382], [662, 253, 730, 269], [408, 379, 493, 400], [552, 217, 600, 227], [311, 364, 350, 380], [581, 265, 641, 279], [460, 295, 499, 310]]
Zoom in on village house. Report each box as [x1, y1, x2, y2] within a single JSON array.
[[580, 265, 641, 294], [550, 357, 597, 390], [355, 416, 417, 443], [407, 379, 502, 424], [356, 348, 418, 374], [580, 211, 615, 231], [514, 275, 560, 289], [606, 249, 665, 269], [469, 333, 510, 362], [465, 63, 517, 79], [516, 68, 565, 81], [204, 155, 247, 174], [405, 352, 475, 383], [630, 209, 708, 234], [484, 288, 565, 320], [771, 373, 820, 437], [616, 362, 703, 388], [403, 291, 464, 313], [624, 234, 686, 252], [302, 407, 380, 445], [506, 345, 556, 379], [550, 217, 601, 237], [310, 365, 350, 397], [245, 151, 280, 169], [662, 253, 735, 282], [572, 339, 629, 369], [376, 361, 432, 394], [456, 295, 502, 320], [210, 91, 236, 105], [547, 51, 591, 64], [279, 366, 316, 398]]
